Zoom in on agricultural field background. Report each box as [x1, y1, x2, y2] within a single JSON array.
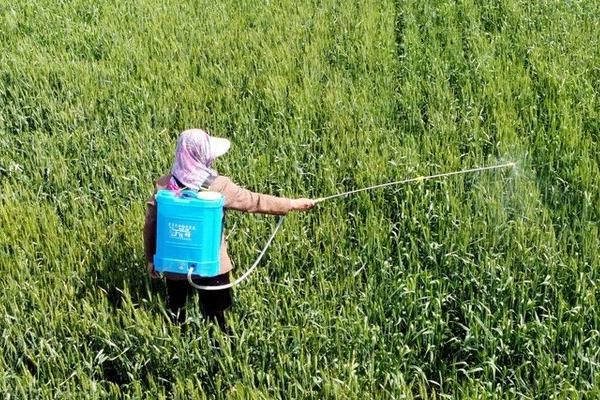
[[0, 0, 598, 398]]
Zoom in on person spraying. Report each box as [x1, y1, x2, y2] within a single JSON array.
[[143, 129, 315, 330]]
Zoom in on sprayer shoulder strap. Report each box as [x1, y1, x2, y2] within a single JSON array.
[[172, 174, 216, 191], [201, 174, 216, 190]]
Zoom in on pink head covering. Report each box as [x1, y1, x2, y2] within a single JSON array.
[[170, 129, 231, 190]]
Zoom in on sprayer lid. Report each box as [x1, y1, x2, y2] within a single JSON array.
[[197, 191, 223, 201]]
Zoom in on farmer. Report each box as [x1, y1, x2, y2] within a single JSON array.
[[143, 129, 315, 331]]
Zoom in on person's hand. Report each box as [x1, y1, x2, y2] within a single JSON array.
[[147, 262, 160, 279], [291, 198, 316, 212]]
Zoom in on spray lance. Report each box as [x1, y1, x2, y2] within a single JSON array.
[[151, 162, 515, 291], [311, 162, 515, 204]]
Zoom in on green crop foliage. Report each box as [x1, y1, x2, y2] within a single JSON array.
[[0, 0, 598, 398]]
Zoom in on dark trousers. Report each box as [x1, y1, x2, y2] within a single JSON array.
[[166, 273, 232, 332]]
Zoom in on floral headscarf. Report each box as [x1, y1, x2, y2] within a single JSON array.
[[169, 129, 229, 190]]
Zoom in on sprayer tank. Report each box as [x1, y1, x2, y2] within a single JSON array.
[[153, 190, 224, 277]]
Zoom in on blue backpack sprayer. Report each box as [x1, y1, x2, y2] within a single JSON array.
[[153, 188, 285, 290], [153, 162, 515, 291], [154, 190, 224, 277]]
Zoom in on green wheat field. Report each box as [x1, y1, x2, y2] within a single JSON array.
[[0, 0, 598, 398]]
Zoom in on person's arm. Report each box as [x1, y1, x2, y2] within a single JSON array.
[[142, 197, 160, 278], [209, 176, 314, 215]]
